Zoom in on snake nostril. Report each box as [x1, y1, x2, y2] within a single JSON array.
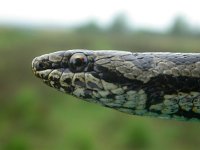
[[39, 62, 44, 68], [34, 61, 46, 70]]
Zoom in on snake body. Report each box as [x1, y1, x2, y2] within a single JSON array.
[[32, 50, 200, 121]]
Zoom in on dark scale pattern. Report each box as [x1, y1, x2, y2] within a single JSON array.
[[82, 89, 93, 99], [63, 78, 72, 85], [143, 75, 200, 119], [121, 53, 154, 70], [87, 81, 100, 89], [174, 109, 200, 120], [74, 78, 86, 87], [63, 86, 74, 93], [144, 75, 200, 104], [94, 64, 143, 86], [155, 53, 200, 65]]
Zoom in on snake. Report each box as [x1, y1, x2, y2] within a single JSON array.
[[32, 49, 200, 121]]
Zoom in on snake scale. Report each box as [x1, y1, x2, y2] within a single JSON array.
[[32, 49, 200, 121]]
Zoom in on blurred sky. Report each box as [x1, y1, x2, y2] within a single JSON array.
[[0, 0, 200, 30]]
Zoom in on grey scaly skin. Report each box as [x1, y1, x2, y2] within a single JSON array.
[[32, 49, 200, 121]]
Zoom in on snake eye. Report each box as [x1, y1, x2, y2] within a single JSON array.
[[69, 53, 88, 72]]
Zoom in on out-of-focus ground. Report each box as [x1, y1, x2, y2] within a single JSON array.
[[1, 16, 200, 150]]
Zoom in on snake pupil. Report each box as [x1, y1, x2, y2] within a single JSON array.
[[74, 58, 83, 66], [69, 53, 88, 72]]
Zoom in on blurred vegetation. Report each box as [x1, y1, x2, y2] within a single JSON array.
[[1, 15, 200, 150]]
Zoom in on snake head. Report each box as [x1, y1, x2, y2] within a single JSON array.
[[32, 49, 137, 105], [32, 49, 94, 93]]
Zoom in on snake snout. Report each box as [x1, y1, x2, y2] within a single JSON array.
[[32, 51, 69, 82], [32, 58, 49, 72], [32, 52, 65, 72], [31, 54, 53, 81]]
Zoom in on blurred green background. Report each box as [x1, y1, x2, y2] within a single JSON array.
[[1, 13, 200, 150]]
